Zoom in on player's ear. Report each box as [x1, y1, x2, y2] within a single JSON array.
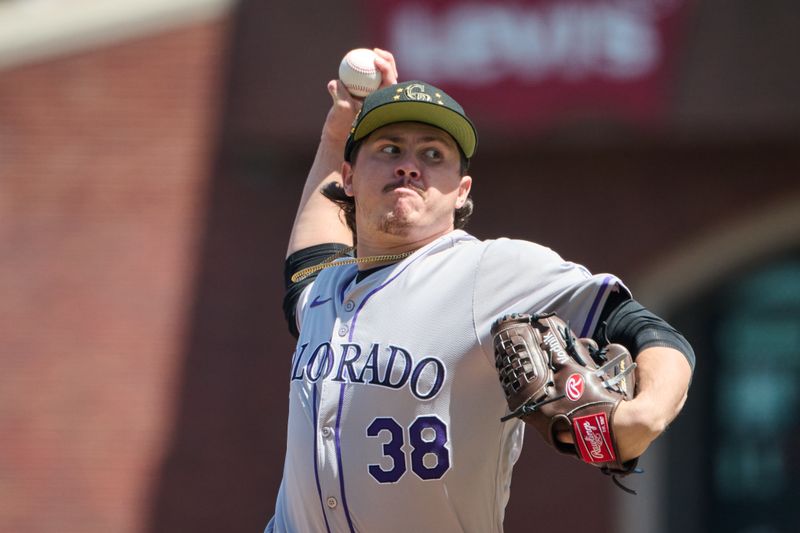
[[341, 161, 355, 197], [455, 175, 472, 208]]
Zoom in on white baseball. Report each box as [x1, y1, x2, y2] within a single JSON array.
[[338, 48, 382, 97]]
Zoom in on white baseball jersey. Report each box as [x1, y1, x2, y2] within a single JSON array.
[[267, 230, 627, 533]]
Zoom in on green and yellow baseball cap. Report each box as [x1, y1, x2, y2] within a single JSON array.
[[344, 81, 478, 162]]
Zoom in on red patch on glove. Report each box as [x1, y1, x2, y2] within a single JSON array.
[[573, 413, 616, 464]]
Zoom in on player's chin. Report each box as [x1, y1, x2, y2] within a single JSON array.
[[390, 200, 420, 220], [379, 211, 417, 235]]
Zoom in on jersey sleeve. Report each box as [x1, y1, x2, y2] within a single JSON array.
[[472, 238, 630, 361], [283, 243, 353, 337], [294, 281, 315, 335]]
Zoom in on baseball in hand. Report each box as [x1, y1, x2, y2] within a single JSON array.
[[338, 48, 382, 98]]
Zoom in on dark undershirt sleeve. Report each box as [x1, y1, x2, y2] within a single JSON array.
[[283, 243, 353, 338], [592, 293, 696, 371]]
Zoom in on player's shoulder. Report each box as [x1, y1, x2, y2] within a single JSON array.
[[423, 229, 484, 257], [438, 233, 568, 279], [437, 232, 564, 266], [440, 231, 552, 252], [482, 235, 563, 263]]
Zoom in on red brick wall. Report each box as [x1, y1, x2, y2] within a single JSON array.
[[0, 19, 229, 533], [1, 1, 799, 532]]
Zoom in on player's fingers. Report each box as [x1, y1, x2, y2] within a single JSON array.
[[327, 79, 338, 101], [373, 56, 397, 88], [555, 430, 574, 444], [328, 79, 348, 102], [328, 79, 360, 106], [373, 48, 398, 86]]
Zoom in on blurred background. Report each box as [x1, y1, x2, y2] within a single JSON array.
[[1, 0, 798, 532]]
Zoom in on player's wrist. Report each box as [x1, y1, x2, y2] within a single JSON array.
[[319, 125, 349, 148], [613, 399, 665, 461], [321, 111, 356, 144]]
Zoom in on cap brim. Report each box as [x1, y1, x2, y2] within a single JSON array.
[[352, 101, 477, 159]]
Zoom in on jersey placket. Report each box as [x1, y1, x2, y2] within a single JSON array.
[[314, 283, 363, 533]]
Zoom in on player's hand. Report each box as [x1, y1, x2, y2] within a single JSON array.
[[610, 398, 663, 462], [555, 392, 670, 462], [373, 48, 398, 88], [555, 403, 653, 462], [322, 79, 361, 143], [321, 48, 398, 143]]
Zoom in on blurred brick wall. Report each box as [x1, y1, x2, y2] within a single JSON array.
[[0, 19, 229, 533], [1, 1, 798, 532]]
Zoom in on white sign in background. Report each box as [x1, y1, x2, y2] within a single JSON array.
[[389, 1, 683, 85]]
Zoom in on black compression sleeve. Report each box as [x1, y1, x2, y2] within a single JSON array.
[[593, 298, 696, 371], [283, 243, 353, 338]]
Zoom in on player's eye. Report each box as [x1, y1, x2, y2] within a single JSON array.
[[380, 145, 400, 155], [422, 148, 443, 161]]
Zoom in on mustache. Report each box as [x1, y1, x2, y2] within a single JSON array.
[[383, 181, 425, 195]]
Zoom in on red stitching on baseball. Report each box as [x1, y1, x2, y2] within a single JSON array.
[[345, 58, 377, 75], [346, 84, 374, 90]]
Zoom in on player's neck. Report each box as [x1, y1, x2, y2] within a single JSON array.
[[355, 228, 452, 269]]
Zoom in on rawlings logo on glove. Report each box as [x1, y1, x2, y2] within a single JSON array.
[[491, 312, 641, 491], [574, 413, 614, 463], [565, 374, 584, 401]]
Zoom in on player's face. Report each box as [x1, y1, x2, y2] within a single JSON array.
[[342, 122, 472, 243]]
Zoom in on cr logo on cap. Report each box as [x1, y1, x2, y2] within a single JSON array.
[[405, 83, 432, 102]]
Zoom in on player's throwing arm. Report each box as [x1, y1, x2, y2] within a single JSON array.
[[285, 49, 398, 257]]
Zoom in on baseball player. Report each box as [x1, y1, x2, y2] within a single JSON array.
[[267, 49, 694, 532]]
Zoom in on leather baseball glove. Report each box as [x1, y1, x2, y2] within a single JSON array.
[[491, 312, 640, 490]]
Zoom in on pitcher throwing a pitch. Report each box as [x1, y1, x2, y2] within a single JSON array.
[[266, 48, 694, 532]]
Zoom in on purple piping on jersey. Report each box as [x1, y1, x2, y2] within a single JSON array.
[[349, 253, 429, 334], [330, 251, 432, 533], [334, 383, 356, 533], [580, 275, 612, 337], [312, 384, 333, 533], [339, 274, 352, 305]]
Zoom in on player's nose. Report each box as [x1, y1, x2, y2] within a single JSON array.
[[394, 162, 421, 184]]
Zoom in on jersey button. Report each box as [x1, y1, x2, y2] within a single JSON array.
[[321, 427, 332, 438], [326, 497, 338, 509], [344, 300, 355, 312], [338, 324, 349, 337]]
